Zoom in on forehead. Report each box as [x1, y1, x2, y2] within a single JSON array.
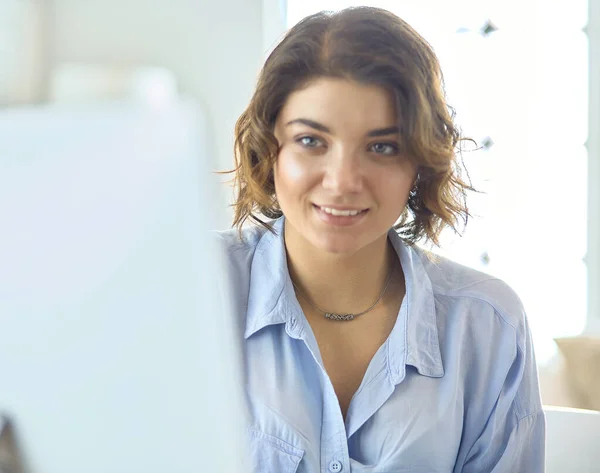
[[277, 78, 398, 130]]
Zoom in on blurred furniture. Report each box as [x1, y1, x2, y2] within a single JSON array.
[[539, 336, 600, 411], [0, 416, 26, 473], [554, 336, 600, 411], [544, 406, 600, 473]]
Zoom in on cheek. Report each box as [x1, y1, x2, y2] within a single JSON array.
[[372, 166, 416, 200], [275, 151, 314, 192]]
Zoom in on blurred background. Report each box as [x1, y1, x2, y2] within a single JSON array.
[[0, 0, 599, 471]]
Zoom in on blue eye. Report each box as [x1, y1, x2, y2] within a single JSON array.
[[297, 136, 322, 148], [371, 142, 399, 155]]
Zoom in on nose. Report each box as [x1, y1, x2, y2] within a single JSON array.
[[321, 146, 364, 195]]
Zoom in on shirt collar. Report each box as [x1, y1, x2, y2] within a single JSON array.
[[244, 217, 290, 338], [244, 217, 444, 379], [387, 229, 444, 379]]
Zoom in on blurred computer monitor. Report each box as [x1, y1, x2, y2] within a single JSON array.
[[0, 101, 246, 473]]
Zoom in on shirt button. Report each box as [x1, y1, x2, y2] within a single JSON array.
[[329, 460, 343, 472]]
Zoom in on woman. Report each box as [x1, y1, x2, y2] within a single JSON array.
[[218, 6, 545, 472]]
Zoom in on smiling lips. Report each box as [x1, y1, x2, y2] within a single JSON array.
[[313, 204, 369, 224], [317, 205, 368, 216]]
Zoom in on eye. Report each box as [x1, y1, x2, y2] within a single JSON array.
[[296, 136, 323, 148], [370, 142, 399, 156]]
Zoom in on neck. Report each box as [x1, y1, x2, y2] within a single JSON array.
[[284, 224, 397, 317]]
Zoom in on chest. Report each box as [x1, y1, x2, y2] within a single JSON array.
[[244, 330, 463, 473], [308, 312, 396, 419]]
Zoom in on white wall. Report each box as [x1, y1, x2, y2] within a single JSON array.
[[50, 0, 267, 229]]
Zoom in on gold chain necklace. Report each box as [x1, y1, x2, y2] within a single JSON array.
[[291, 267, 394, 321]]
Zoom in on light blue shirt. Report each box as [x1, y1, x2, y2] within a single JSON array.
[[217, 217, 545, 473]]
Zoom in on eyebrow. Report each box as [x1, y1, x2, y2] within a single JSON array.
[[285, 118, 399, 137]]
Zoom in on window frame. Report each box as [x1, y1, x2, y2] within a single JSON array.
[[587, 0, 600, 333]]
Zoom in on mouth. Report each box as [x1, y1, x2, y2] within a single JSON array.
[[312, 204, 369, 226]]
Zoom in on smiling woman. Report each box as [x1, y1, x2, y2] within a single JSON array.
[[272, 78, 417, 255], [219, 6, 545, 473], [231, 8, 472, 247]]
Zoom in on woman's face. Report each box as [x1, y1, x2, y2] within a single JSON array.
[[273, 77, 418, 255]]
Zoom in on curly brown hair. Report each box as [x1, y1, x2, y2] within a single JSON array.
[[228, 6, 474, 246]]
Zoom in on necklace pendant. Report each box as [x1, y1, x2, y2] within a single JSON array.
[[324, 313, 355, 321]]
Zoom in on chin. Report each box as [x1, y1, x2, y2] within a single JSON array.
[[311, 232, 364, 255]]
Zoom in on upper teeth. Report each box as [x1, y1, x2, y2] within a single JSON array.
[[320, 207, 363, 216]]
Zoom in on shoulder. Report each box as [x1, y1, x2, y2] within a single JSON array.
[[210, 225, 271, 321], [410, 247, 542, 420], [211, 223, 274, 289], [213, 224, 267, 261], [413, 247, 527, 337]]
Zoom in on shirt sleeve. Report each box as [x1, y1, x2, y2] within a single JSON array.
[[457, 308, 546, 473], [461, 410, 545, 473]]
